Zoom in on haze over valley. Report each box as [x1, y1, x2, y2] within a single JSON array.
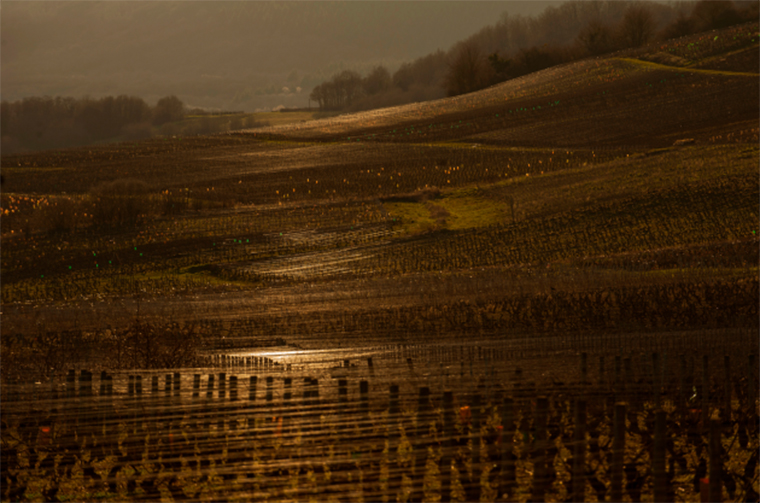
[[2, 1, 559, 111]]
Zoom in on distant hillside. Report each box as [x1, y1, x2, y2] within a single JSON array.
[[307, 0, 757, 114], [253, 22, 759, 149]]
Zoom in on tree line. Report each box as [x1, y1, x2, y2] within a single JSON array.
[[1, 95, 185, 155], [310, 0, 758, 111]]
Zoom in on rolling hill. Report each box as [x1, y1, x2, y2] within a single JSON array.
[[1, 22, 757, 344]]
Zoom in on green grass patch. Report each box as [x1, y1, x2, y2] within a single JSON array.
[[384, 186, 510, 234], [617, 57, 760, 77], [384, 201, 437, 234], [382, 143, 758, 237], [436, 190, 509, 230]]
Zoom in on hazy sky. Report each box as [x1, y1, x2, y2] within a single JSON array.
[[1, 1, 563, 110]]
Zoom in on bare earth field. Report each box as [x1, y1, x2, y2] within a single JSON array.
[[1, 24, 759, 502]]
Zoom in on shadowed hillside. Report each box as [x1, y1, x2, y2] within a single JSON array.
[[251, 23, 758, 149]]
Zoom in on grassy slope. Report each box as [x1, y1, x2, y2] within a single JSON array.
[[384, 144, 757, 234], [1, 23, 758, 335]]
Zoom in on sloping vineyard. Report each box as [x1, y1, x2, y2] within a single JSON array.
[[3, 329, 758, 502]]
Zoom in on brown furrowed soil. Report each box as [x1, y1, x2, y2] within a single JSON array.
[[2, 22, 759, 503], [2, 23, 758, 355]]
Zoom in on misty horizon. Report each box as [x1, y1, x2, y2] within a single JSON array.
[[2, 1, 568, 112]]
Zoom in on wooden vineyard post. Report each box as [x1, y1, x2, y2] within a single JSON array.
[[749, 354, 757, 409], [99, 370, 108, 396], [173, 373, 183, 476], [204, 374, 214, 432], [678, 354, 686, 415], [102, 372, 116, 491], [219, 372, 237, 482], [571, 399, 587, 503], [218, 373, 227, 432], [441, 391, 454, 502], [468, 389, 483, 503], [127, 374, 143, 435], [283, 376, 292, 403], [499, 396, 516, 501], [302, 377, 312, 435], [249, 376, 258, 439], [144, 374, 157, 453], [261, 376, 273, 438], [702, 356, 710, 431], [368, 357, 375, 377], [198, 374, 216, 479], [653, 352, 661, 409], [173, 371, 181, 396], [282, 377, 292, 437], [358, 380, 370, 499], [610, 403, 626, 502], [652, 410, 668, 502], [219, 372, 227, 399], [122, 374, 136, 497], [190, 375, 200, 438], [580, 352, 588, 385], [226, 375, 248, 486], [229, 375, 238, 428], [193, 374, 201, 399], [387, 384, 400, 503], [530, 396, 549, 502], [164, 373, 175, 445], [304, 378, 319, 435], [412, 386, 431, 503], [708, 419, 722, 503], [129, 374, 138, 446], [172, 373, 185, 474], [623, 358, 633, 403], [598, 355, 605, 388], [96, 371, 108, 459], [135, 375, 143, 431], [165, 372, 185, 497], [723, 355, 731, 423], [389, 384, 400, 416], [663, 352, 670, 399]]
